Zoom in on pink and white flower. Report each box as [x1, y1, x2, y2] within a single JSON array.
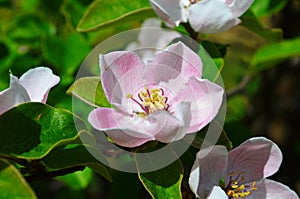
[[189, 137, 299, 199], [0, 67, 60, 115], [88, 42, 224, 148], [150, 0, 254, 34]]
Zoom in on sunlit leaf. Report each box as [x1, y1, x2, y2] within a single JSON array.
[[77, 0, 156, 32], [0, 102, 85, 159], [0, 159, 37, 199], [251, 38, 300, 73], [56, 167, 93, 190], [198, 44, 224, 82], [67, 76, 110, 107], [251, 0, 289, 17], [138, 159, 183, 199], [42, 139, 112, 182]]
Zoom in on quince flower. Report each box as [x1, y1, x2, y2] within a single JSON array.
[[150, 0, 254, 34], [0, 67, 60, 115], [189, 137, 299, 199], [88, 42, 224, 147]]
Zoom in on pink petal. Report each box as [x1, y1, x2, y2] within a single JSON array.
[[88, 108, 157, 147], [100, 52, 145, 104], [226, 0, 255, 18], [172, 77, 224, 134], [145, 42, 202, 83], [150, 0, 183, 27], [248, 179, 299, 199], [228, 137, 283, 183], [189, 145, 228, 198], [189, 0, 236, 33], [207, 186, 228, 199], [19, 67, 60, 103], [152, 101, 191, 143], [0, 75, 30, 115]]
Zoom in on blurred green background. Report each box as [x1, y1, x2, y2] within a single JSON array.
[[0, 0, 299, 198]]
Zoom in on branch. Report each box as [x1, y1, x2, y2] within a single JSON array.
[[226, 74, 253, 98], [0, 154, 28, 166], [25, 165, 86, 182]]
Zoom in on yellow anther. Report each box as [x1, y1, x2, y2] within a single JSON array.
[[226, 172, 257, 199], [151, 88, 161, 93], [126, 94, 133, 98]]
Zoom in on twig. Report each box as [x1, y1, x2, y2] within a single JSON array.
[[182, 23, 199, 41], [0, 154, 28, 166], [226, 74, 253, 98], [25, 165, 86, 182]]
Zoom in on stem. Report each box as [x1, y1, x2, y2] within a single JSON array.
[[226, 74, 253, 98], [182, 23, 199, 41], [0, 154, 28, 166], [25, 165, 86, 182]]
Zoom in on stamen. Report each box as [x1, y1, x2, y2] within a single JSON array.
[[225, 172, 257, 199], [126, 87, 170, 117]]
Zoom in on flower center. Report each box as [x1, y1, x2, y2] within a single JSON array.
[[126, 87, 169, 116], [220, 172, 257, 199]]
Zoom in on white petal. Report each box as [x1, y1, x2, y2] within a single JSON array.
[[188, 145, 228, 198], [226, 0, 255, 17], [189, 0, 236, 33], [0, 75, 30, 115], [150, 0, 184, 27], [19, 67, 60, 103], [207, 186, 228, 199]]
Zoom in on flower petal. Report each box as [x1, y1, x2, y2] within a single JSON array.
[[0, 75, 30, 115], [126, 18, 180, 62], [88, 108, 157, 147], [226, 0, 255, 18], [189, 0, 236, 33], [150, 0, 184, 27], [228, 137, 283, 183], [100, 52, 145, 104], [19, 67, 60, 103], [145, 41, 202, 83], [248, 179, 299, 199], [153, 101, 191, 143], [189, 145, 228, 198], [172, 77, 224, 134], [207, 186, 228, 199]]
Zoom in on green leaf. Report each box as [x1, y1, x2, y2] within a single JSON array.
[[67, 76, 110, 107], [240, 10, 283, 43], [42, 135, 112, 182], [0, 102, 85, 159], [0, 159, 37, 199], [251, 0, 289, 17], [251, 38, 300, 73], [138, 159, 183, 199], [198, 44, 224, 82], [56, 167, 93, 190], [77, 0, 156, 32]]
